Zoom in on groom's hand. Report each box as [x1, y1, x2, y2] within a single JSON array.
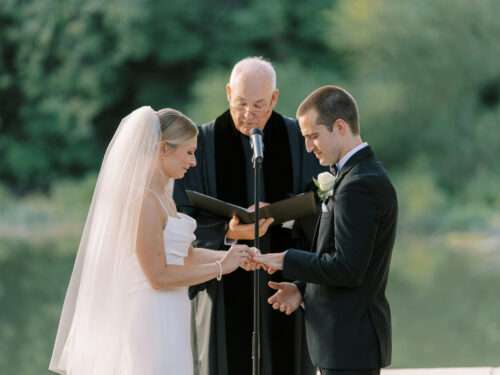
[[240, 247, 275, 272], [240, 247, 261, 271], [268, 281, 302, 315], [252, 252, 285, 272]]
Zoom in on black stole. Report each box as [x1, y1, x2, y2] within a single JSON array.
[[214, 110, 295, 375], [214, 110, 293, 211]]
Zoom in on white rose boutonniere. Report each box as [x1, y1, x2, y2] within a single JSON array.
[[313, 171, 336, 202]]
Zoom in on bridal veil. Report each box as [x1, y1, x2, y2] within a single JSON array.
[[49, 106, 161, 374]]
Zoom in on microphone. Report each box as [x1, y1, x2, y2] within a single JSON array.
[[249, 128, 264, 163]]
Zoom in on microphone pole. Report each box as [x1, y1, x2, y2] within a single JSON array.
[[250, 128, 264, 375]]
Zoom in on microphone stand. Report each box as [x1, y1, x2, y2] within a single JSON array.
[[252, 153, 263, 375]]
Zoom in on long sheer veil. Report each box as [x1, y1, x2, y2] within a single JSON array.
[[49, 106, 161, 374]]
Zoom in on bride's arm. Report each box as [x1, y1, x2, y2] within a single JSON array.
[[185, 246, 224, 265], [187, 247, 259, 271], [136, 195, 247, 289]]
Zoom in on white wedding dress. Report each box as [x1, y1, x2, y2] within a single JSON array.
[[50, 107, 200, 375], [123, 207, 197, 375]]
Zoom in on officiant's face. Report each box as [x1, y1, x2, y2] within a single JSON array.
[[226, 77, 279, 136], [299, 110, 341, 166]]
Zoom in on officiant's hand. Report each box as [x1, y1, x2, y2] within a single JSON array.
[[226, 204, 274, 241], [268, 281, 302, 315]]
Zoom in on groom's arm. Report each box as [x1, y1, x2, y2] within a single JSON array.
[[283, 179, 380, 288], [294, 281, 306, 296]]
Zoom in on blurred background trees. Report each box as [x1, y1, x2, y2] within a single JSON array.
[[330, 0, 500, 197], [1, 0, 500, 373], [2, 0, 500, 198], [0, 0, 336, 193]]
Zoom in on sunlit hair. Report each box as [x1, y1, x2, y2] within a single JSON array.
[[229, 56, 277, 89], [297, 85, 360, 134], [156, 108, 198, 147]]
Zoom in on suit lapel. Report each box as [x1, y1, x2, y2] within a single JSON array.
[[314, 146, 375, 254], [310, 213, 322, 252]]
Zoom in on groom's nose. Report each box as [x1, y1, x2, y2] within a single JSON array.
[[305, 138, 314, 153]]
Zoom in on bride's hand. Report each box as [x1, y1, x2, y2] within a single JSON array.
[[239, 247, 271, 272], [240, 246, 260, 271], [221, 245, 250, 274]]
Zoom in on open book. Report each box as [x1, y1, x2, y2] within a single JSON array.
[[185, 190, 317, 225]]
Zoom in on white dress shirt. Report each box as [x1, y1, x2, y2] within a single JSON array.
[[335, 142, 368, 173]]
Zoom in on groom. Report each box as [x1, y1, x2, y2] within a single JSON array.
[[253, 85, 398, 375]]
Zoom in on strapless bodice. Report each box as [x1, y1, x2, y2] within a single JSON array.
[[163, 213, 197, 265], [128, 212, 197, 292]]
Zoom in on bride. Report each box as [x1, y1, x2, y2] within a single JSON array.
[[49, 106, 251, 375]]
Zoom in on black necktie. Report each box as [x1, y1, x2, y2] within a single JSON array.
[[330, 164, 339, 176]]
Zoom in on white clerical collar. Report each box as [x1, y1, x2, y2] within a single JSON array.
[[336, 142, 369, 173]]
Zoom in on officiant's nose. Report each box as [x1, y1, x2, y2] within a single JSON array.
[[242, 109, 251, 120], [240, 106, 259, 121]]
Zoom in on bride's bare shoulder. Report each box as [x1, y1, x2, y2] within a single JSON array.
[[141, 191, 167, 222]]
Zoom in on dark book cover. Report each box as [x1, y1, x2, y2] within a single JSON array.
[[185, 190, 317, 225]]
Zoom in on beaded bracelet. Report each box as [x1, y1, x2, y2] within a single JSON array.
[[215, 260, 223, 281]]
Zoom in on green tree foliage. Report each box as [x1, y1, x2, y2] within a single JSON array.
[[0, 0, 148, 191], [0, 0, 336, 193], [328, 0, 500, 196]]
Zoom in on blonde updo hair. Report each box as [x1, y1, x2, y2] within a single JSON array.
[[156, 108, 198, 147]]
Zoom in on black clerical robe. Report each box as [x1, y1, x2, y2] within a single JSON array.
[[174, 110, 325, 375]]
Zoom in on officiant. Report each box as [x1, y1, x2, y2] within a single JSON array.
[[174, 56, 325, 375]]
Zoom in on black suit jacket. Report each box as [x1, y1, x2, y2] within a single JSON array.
[[283, 146, 398, 370]]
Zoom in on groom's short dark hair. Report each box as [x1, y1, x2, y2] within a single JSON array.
[[297, 85, 360, 134]]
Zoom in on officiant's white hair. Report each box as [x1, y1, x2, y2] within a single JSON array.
[[229, 56, 277, 89]]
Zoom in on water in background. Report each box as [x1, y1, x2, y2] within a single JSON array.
[[1, 232, 500, 374]]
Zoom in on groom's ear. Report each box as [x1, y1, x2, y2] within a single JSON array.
[[334, 119, 350, 136]]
